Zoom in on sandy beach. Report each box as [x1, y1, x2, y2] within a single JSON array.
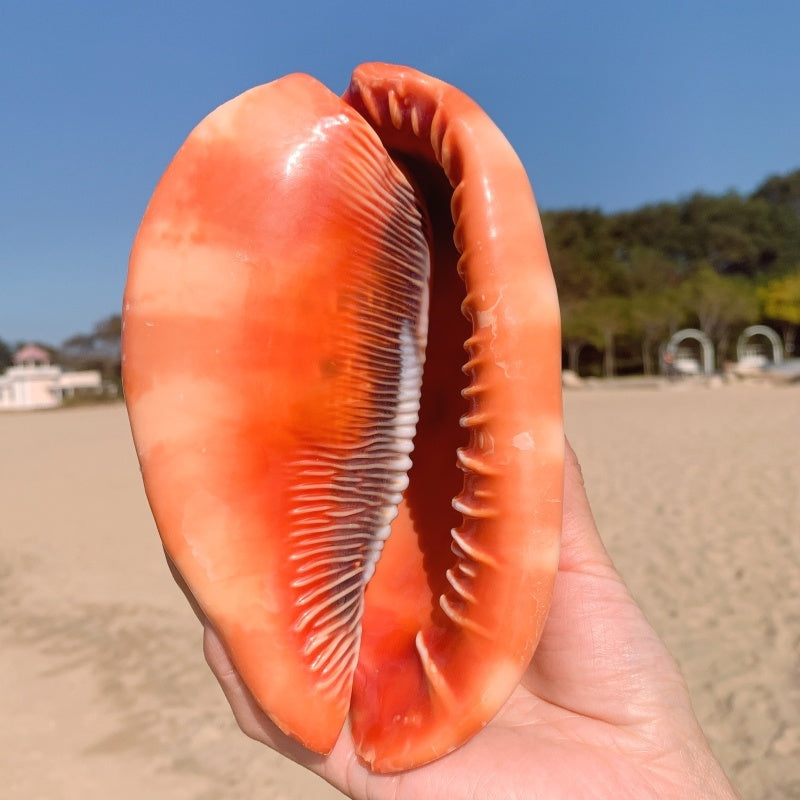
[[2, 382, 798, 799]]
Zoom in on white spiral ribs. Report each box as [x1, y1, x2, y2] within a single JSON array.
[[285, 140, 430, 699]]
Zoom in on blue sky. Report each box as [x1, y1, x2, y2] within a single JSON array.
[[2, 0, 799, 346]]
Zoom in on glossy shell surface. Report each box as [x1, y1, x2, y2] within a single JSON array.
[[123, 63, 563, 772]]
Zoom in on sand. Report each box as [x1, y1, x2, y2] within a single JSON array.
[[2, 382, 798, 799]]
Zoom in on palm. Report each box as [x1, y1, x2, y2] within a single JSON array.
[[197, 443, 738, 799], [290, 558, 694, 799]]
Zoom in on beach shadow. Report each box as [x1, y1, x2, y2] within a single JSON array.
[[0, 551, 271, 797]]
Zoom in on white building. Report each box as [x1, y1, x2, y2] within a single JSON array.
[[0, 344, 103, 411]]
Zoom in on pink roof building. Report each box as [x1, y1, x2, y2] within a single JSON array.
[[13, 343, 51, 366], [0, 344, 103, 411]]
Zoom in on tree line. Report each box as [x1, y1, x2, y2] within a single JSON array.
[[2, 170, 799, 382], [546, 169, 800, 375]]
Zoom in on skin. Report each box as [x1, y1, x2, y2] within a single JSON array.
[[173, 440, 741, 800]]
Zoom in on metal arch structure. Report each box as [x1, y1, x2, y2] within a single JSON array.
[[665, 328, 715, 375], [736, 325, 784, 364]]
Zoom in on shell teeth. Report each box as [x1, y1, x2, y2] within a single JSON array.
[[446, 566, 477, 604], [410, 103, 422, 137], [388, 88, 404, 129], [439, 594, 492, 639], [415, 632, 458, 710], [354, 82, 383, 127], [459, 410, 492, 428], [450, 527, 500, 568], [451, 495, 497, 520]]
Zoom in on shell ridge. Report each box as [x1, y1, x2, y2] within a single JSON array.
[[283, 147, 430, 699]]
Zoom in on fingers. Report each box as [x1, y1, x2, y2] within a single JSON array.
[[525, 439, 691, 726], [165, 550, 209, 625], [202, 622, 331, 770], [558, 438, 616, 576], [164, 550, 329, 766], [202, 624, 270, 741]]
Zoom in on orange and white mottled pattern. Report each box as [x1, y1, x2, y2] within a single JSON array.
[[124, 63, 563, 772]]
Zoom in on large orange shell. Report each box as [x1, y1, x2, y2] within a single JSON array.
[[123, 63, 563, 773]]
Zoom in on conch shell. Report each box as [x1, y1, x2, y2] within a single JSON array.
[[123, 63, 563, 773]]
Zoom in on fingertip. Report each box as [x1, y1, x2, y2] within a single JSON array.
[[202, 622, 232, 675], [164, 549, 209, 626], [559, 437, 613, 573], [562, 437, 594, 528], [564, 438, 585, 487]]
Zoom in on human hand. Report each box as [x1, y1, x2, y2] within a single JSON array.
[[179, 441, 740, 799]]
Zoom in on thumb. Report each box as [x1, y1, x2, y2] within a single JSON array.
[[558, 438, 616, 575]]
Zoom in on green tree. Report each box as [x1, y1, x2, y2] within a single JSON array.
[[581, 296, 631, 377], [609, 203, 688, 268], [620, 246, 681, 294], [629, 290, 687, 375], [543, 209, 618, 301], [544, 167, 800, 374], [59, 314, 123, 392], [752, 169, 800, 217], [758, 271, 800, 355], [561, 299, 599, 374], [680, 265, 759, 362], [0, 338, 12, 372]]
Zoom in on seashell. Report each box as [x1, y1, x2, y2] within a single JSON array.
[[122, 62, 563, 773]]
